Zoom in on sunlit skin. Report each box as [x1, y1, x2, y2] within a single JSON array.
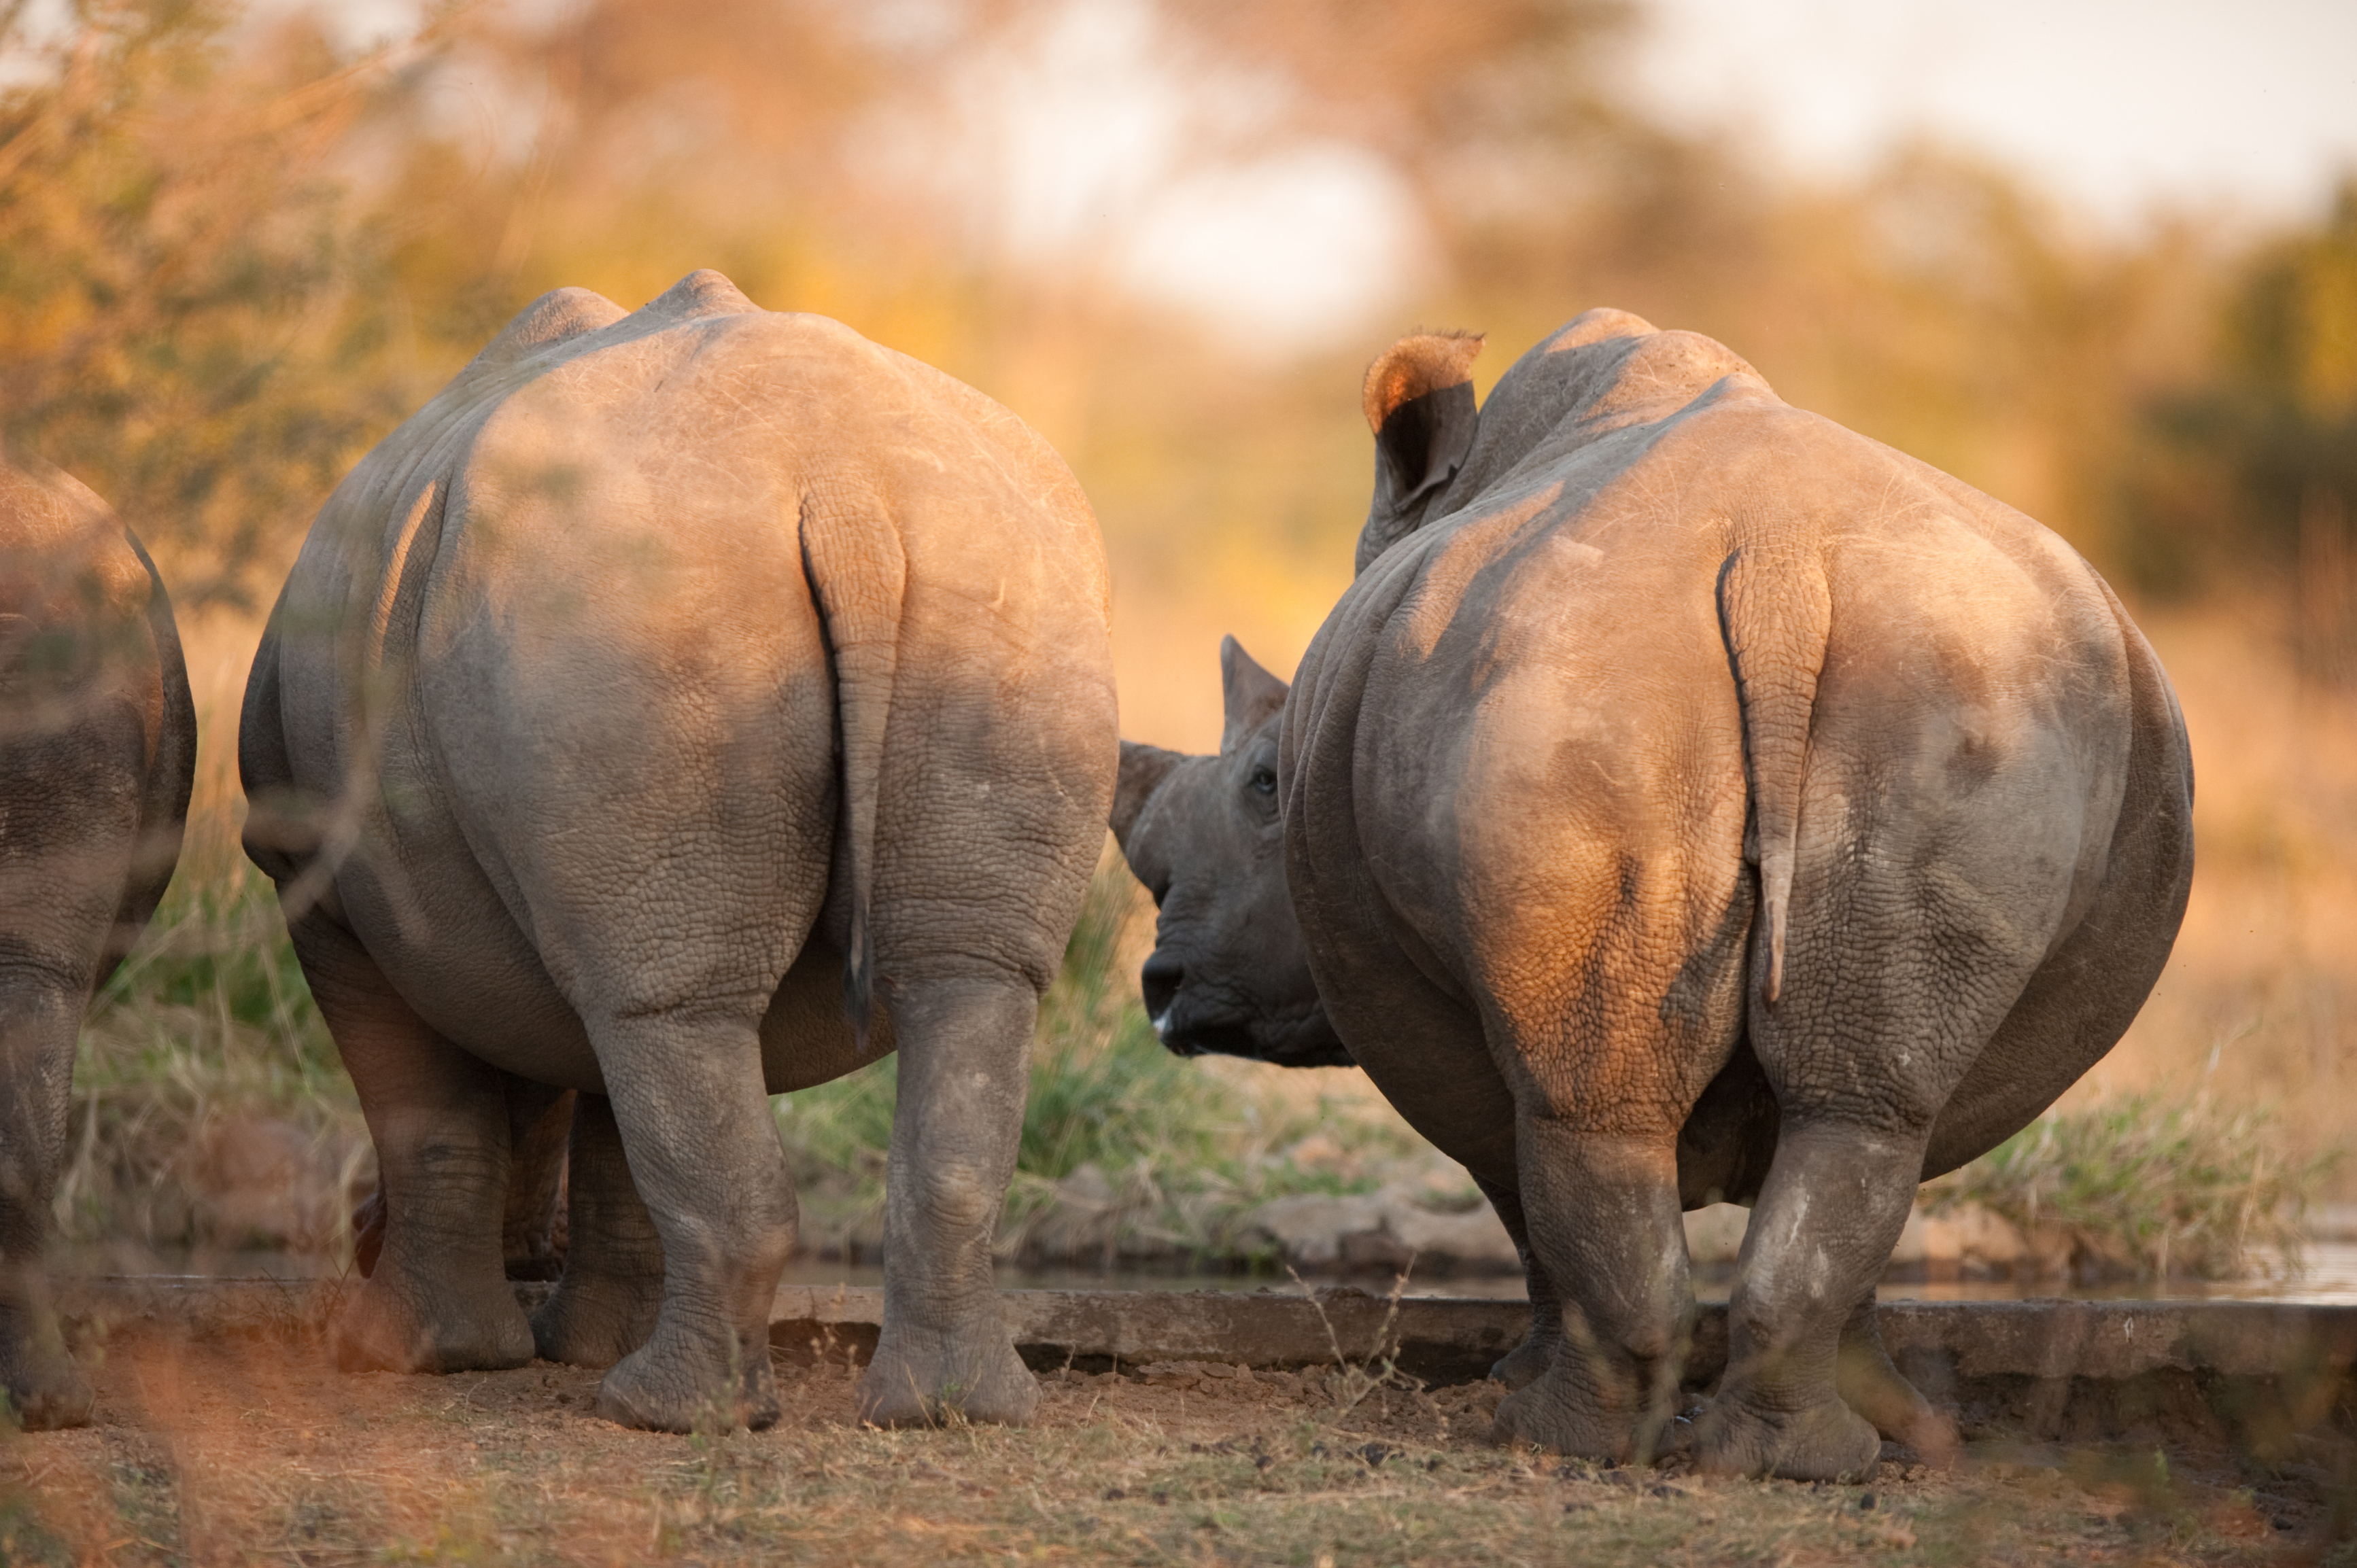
[[0, 462, 195, 1429], [1114, 311, 2195, 1480], [239, 269, 1116, 1435]]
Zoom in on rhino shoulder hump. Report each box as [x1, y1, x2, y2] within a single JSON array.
[[636, 268, 762, 323], [1541, 308, 1660, 354], [467, 287, 629, 372]]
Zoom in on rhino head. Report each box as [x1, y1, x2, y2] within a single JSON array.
[[1109, 636, 1351, 1068]]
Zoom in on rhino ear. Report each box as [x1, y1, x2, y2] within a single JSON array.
[[1356, 331, 1483, 574], [1219, 635, 1289, 753], [1111, 740, 1184, 853]]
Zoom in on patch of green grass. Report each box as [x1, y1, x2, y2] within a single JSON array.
[[772, 863, 1378, 1265], [1927, 1092, 2340, 1279], [57, 815, 361, 1251], [772, 866, 1241, 1185]]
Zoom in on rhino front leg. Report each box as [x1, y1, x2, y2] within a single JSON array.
[[532, 1092, 665, 1367], [1834, 1289, 1959, 1465], [501, 1081, 572, 1280], [0, 964, 95, 1429], [587, 1011, 794, 1432], [859, 974, 1037, 1427], [1470, 1172, 1563, 1391], [291, 911, 533, 1374], [1494, 1124, 1693, 1463]]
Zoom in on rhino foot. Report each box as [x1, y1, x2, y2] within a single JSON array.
[[1487, 1336, 1553, 1392], [1488, 1367, 1636, 1461], [531, 1270, 662, 1367], [1834, 1310, 1961, 1468], [2, 1354, 93, 1431], [1691, 1391, 1880, 1481], [593, 1325, 779, 1433], [332, 1274, 533, 1374], [857, 1320, 1038, 1428]]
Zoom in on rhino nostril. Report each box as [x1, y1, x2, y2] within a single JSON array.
[[1139, 953, 1184, 1026]]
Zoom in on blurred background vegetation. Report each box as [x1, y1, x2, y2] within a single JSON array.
[[16, 0, 2356, 1270]]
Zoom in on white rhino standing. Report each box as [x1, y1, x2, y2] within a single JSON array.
[[241, 271, 1116, 1431], [1114, 311, 2194, 1479]]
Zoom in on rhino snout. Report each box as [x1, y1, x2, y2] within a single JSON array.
[[1139, 952, 1184, 1036]]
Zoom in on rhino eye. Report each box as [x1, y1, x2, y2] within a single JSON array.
[[1248, 765, 1277, 797]]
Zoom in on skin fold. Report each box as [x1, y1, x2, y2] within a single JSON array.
[[0, 463, 195, 1430], [241, 271, 1116, 1433], [1112, 310, 2194, 1481]]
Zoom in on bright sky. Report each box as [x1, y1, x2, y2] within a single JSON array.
[[1630, 0, 2357, 230], [311, 0, 2357, 345]]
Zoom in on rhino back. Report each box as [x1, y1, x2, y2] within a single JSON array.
[[0, 462, 192, 992], [262, 283, 1112, 1076], [1292, 372, 2142, 1086]]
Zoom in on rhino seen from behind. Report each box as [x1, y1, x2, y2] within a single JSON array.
[[241, 271, 1116, 1433], [0, 463, 195, 1429], [1112, 311, 2194, 1480]]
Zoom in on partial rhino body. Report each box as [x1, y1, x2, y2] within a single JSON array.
[[0, 463, 195, 1429], [1114, 311, 2192, 1480], [241, 271, 1116, 1432]]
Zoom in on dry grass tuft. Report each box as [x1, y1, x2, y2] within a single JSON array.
[[1927, 1094, 2338, 1280]]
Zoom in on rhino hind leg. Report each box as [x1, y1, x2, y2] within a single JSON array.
[[857, 974, 1039, 1429], [1692, 1119, 1919, 1480], [585, 1009, 795, 1433], [0, 973, 95, 1430], [531, 1092, 664, 1367], [290, 911, 534, 1374], [1492, 1125, 1694, 1463]]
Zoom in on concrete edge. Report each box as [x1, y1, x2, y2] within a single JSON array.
[[58, 1278, 2357, 1388]]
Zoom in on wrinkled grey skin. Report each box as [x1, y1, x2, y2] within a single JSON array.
[[241, 271, 1116, 1433], [1112, 642, 1350, 1069], [0, 463, 195, 1429], [1114, 311, 2193, 1480]]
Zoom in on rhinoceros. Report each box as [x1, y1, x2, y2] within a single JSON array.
[[1113, 311, 2193, 1479], [0, 462, 195, 1429], [241, 270, 1116, 1431]]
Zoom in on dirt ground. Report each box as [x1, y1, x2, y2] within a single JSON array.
[[3, 1325, 2351, 1568]]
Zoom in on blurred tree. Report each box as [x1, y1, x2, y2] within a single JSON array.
[[2121, 182, 2357, 682], [0, 0, 453, 606], [1170, 0, 1634, 203], [0, 0, 2326, 637]]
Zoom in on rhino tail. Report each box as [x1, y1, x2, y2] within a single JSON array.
[[1714, 542, 1831, 1007], [799, 493, 907, 1052]]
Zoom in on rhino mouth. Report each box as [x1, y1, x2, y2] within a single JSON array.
[[1153, 1003, 1353, 1070]]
